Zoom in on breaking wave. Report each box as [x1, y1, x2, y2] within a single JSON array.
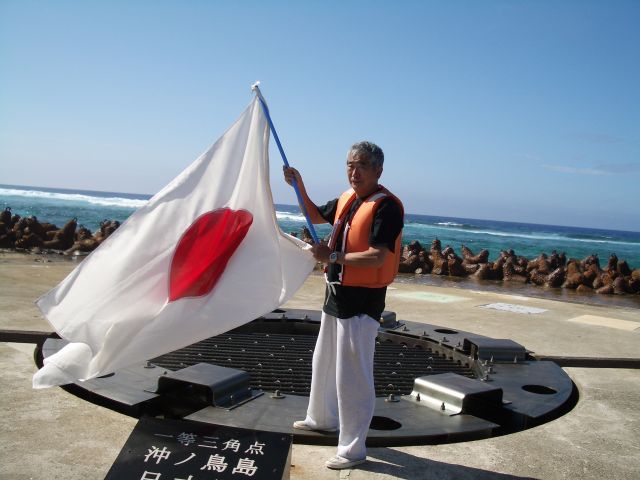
[[0, 187, 148, 209]]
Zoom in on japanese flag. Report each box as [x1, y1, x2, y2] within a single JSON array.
[[33, 96, 315, 388]]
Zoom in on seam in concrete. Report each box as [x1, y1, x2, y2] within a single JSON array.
[[534, 355, 640, 369], [567, 315, 639, 332]]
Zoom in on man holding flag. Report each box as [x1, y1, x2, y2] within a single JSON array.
[[284, 141, 404, 470]]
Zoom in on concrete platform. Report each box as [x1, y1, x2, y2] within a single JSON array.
[[1, 254, 639, 479]]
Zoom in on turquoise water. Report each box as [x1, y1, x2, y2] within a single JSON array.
[[274, 206, 640, 270], [2, 184, 639, 269]]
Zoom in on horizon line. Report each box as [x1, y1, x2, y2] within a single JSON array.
[[1, 183, 639, 236]]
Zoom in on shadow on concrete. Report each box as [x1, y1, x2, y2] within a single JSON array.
[[363, 448, 539, 480]]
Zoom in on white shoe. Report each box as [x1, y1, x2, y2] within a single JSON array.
[[292, 420, 337, 432], [325, 455, 366, 470]]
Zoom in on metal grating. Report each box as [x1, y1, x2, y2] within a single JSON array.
[[36, 311, 578, 447], [151, 332, 474, 397]]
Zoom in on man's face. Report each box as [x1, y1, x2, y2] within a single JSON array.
[[346, 153, 382, 198]]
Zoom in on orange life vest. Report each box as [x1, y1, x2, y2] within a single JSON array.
[[330, 186, 403, 288]]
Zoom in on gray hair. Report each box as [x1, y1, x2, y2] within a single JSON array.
[[348, 141, 384, 168]]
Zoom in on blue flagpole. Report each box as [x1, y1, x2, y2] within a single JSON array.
[[251, 83, 320, 244]]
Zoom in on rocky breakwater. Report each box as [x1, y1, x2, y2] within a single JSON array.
[[399, 238, 640, 296], [0, 207, 120, 255]]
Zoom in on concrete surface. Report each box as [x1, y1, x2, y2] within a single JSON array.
[[1, 252, 639, 479]]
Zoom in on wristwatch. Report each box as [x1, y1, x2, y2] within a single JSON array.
[[329, 252, 339, 264]]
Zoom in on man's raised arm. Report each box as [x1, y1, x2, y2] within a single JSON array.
[[283, 166, 326, 225]]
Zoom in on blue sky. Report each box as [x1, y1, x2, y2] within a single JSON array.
[[1, 1, 638, 231]]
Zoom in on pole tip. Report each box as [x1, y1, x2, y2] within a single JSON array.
[[251, 81, 261, 92]]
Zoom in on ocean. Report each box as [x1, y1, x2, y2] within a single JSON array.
[[3, 184, 639, 308], [2, 183, 638, 268]]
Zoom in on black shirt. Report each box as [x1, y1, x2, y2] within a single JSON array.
[[316, 193, 403, 320]]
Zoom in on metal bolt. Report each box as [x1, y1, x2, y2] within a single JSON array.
[[441, 402, 446, 411], [403, 325, 409, 332], [144, 361, 155, 369], [385, 393, 399, 403], [416, 393, 421, 402], [271, 390, 285, 399], [442, 336, 449, 343]]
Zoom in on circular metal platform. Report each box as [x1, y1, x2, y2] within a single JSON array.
[[36, 308, 577, 446]]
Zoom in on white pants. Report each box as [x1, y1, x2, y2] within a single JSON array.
[[304, 312, 379, 460]]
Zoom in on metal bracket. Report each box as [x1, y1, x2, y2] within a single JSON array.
[[463, 337, 527, 363], [150, 363, 262, 410], [404, 372, 503, 415]]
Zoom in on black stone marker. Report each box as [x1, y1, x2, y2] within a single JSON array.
[[105, 417, 292, 480]]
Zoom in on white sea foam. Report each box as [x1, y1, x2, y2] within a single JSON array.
[[407, 223, 637, 247], [435, 222, 464, 227], [275, 211, 306, 222], [0, 188, 148, 209]]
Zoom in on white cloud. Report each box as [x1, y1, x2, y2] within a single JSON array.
[[570, 132, 627, 145], [542, 163, 640, 175], [542, 164, 610, 175], [594, 163, 640, 174]]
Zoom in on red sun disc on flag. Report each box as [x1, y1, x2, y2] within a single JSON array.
[[169, 208, 253, 302]]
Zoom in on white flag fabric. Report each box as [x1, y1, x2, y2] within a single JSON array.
[[33, 96, 315, 388]]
